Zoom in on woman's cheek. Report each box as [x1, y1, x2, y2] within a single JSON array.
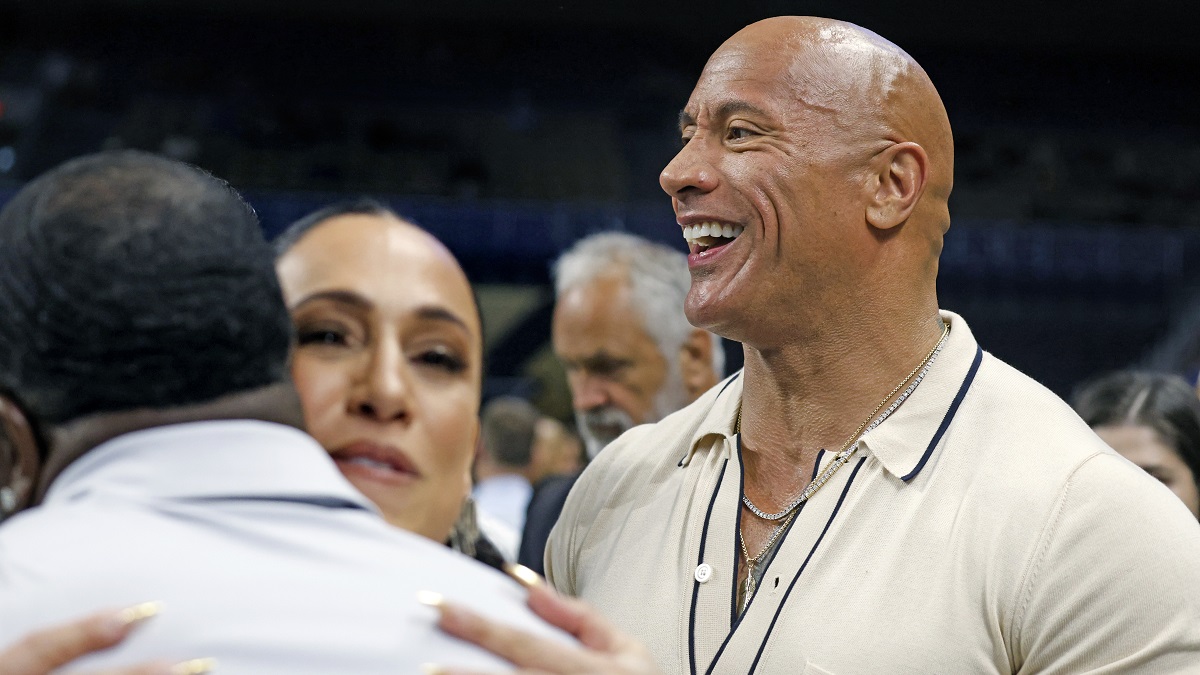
[[432, 395, 479, 472], [290, 359, 342, 445]]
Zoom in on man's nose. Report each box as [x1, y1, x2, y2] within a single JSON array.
[[660, 139, 719, 198], [570, 373, 609, 413]]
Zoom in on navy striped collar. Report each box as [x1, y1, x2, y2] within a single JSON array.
[[678, 311, 984, 483], [858, 311, 983, 481]]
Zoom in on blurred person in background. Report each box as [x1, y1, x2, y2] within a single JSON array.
[[530, 415, 584, 479], [274, 199, 508, 568], [519, 232, 724, 573], [0, 151, 567, 672], [551, 232, 725, 460], [472, 395, 542, 560], [1072, 370, 1200, 519]]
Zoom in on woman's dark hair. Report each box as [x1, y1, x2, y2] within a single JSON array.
[[272, 198, 395, 257], [1071, 371, 1200, 495]]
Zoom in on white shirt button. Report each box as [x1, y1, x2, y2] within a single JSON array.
[[694, 563, 713, 583]]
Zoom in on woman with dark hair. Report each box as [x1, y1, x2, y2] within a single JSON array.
[[1072, 371, 1200, 519], [274, 199, 508, 569]]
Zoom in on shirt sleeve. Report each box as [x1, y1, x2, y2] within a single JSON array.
[[1012, 452, 1200, 673], [544, 466, 594, 597]]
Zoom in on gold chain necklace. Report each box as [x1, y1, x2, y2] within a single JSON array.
[[737, 507, 798, 614], [738, 321, 949, 521], [735, 322, 949, 612]]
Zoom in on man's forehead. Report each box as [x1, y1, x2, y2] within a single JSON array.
[[682, 51, 787, 120], [687, 18, 910, 117]]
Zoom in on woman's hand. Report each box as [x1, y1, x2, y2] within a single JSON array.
[[424, 565, 662, 675], [0, 604, 213, 675]]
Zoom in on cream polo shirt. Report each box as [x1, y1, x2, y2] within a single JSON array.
[[546, 311, 1200, 675]]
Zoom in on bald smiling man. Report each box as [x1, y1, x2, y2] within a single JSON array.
[[524, 16, 1200, 674]]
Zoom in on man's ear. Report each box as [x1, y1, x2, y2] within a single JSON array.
[[0, 395, 41, 516], [865, 141, 929, 230], [679, 328, 720, 401]]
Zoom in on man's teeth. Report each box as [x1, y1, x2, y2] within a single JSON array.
[[682, 222, 745, 247], [348, 457, 393, 471]]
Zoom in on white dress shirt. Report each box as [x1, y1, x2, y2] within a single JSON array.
[[473, 473, 533, 537], [0, 420, 568, 673]]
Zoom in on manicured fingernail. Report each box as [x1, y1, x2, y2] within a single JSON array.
[[416, 590, 445, 608], [170, 657, 217, 674], [420, 664, 446, 675], [116, 600, 163, 627], [503, 563, 544, 588], [103, 600, 162, 638]]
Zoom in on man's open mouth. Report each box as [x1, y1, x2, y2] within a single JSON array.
[[682, 221, 744, 253]]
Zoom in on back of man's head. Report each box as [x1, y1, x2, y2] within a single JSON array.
[[0, 150, 292, 427], [480, 396, 540, 469]]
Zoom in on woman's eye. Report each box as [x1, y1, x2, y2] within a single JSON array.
[[297, 329, 347, 346], [415, 347, 467, 374]]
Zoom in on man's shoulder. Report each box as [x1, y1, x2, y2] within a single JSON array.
[[0, 496, 570, 668], [966, 351, 1113, 466], [952, 351, 1186, 532], [559, 374, 738, 530]]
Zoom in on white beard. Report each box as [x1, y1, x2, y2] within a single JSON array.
[[577, 356, 691, 461]]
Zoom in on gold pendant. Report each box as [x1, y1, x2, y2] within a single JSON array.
[[741, 563, 757, 613]]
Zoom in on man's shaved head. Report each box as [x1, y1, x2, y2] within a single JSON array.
[[724, 16, 954, 231], [662, 16, 953, 345]]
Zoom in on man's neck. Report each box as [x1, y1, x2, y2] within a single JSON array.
[[35, 381, 306, 503], [739, 310, 946, 479]]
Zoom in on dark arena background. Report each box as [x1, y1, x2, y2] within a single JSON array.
[[2, 0, 1198, 419]]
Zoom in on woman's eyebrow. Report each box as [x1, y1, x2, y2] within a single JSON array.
[[414, 306, 470, 331], [290, 289, 372, 311]]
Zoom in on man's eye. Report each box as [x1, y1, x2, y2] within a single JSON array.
[[297, 330, 347, 346], [728, 126, 755, 140], [588, 360, 630, 378]]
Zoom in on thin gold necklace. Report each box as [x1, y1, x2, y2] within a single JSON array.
[[737, 507, 798, 614], [738, 321, 949, 521], [735, 322, 949, 613]]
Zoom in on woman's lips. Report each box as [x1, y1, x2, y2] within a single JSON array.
[[330, 441, 420, 486]]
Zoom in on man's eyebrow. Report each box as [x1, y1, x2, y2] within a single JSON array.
[[714, 100, 771, 121], [578, 352, 634, 369], [678, 101, 772, 130]]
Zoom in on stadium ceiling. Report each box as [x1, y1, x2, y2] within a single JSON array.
[[7, 0, 1199, 56]]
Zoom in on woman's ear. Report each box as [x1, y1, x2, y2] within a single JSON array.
[[0, 395, 41, 517]]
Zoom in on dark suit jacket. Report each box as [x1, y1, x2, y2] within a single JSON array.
[[517, 472, 579, 574]]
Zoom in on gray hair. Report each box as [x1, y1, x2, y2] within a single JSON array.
[[552, 232, 725, 378]]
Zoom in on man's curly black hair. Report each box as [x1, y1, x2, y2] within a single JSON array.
[[0, 150, 293, 426]]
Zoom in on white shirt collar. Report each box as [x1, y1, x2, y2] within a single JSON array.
[[45, 420, 377, 513]]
